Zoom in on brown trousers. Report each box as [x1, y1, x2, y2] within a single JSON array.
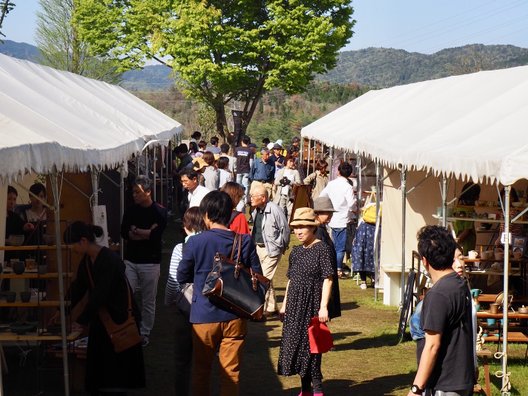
[[191, 318, 247, 396]]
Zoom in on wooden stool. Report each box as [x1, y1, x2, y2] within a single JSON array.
[[476, 348, 492, 396]]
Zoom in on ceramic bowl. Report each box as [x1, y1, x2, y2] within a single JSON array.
[[518, 306, 528, 314], [10, 322, 38, 335], [6, 234, 24, 246]]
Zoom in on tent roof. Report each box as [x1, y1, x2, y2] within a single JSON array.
[[302, 66, 528, 185], [0, 54, 182, 180]]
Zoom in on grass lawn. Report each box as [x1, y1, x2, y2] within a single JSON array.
[[139, 220, 528, 396], [238, 238, 528, 396]]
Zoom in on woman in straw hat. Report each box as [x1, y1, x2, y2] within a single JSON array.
[[278, 207, 334, 396]]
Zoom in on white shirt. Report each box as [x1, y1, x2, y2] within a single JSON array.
[[218, 169, 233, 188], [188, 185, 210, 208], [319, 176, 356, 228]]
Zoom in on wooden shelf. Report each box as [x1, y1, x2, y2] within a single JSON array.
[[0, 245, 72, 251], [0, 300, 70, 308], [0, 272, 73, 279], [0, 330, 81, 342]]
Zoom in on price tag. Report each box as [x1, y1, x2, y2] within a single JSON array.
[[500, 232, 512, 245]]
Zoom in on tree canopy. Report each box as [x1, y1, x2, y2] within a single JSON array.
[[74, 0, 355, 140], [36, 0, 121, 83]]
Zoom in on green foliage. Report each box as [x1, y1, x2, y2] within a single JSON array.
[[74, 0, 355, 137], [0, 1, 16, 40], [36, 0, 121, 83]]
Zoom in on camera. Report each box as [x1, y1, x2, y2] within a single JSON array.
[[279, 177, 291, 186]]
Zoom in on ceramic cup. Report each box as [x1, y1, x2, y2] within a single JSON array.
[[38, 264, 48, 275], [20, 291, 31, 303], [468, 250, 478, 259], [490, 303, 500, 314], [487, 318, 496, 326], [5, 291, 16, 303], [12, 260, 25, 275]]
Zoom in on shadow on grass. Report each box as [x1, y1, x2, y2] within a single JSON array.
[[240, 320, 284, 395], [345, 372, 415, 395], [333, 332, 399, 351], [340, 301, 360, 311]]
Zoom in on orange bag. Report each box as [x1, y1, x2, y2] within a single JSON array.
[[308, 317, 334, 354]]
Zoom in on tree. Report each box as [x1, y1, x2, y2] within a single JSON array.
[[74, 0, 355, 140], [0, 1, 15, 41], [36, 0, 121, 83]]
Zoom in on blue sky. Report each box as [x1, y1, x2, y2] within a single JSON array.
[[3, 0, 528, 54]]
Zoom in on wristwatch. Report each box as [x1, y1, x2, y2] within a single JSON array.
[[411, 384, 423, 395]]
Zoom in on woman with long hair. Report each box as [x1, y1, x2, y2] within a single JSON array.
[[61, 221, 145, 396], [303, 159, 329, 200]]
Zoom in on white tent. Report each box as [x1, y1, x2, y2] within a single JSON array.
[[301, 65, 528, 394], [0, 53, 182, 395], [0, 53, 182, 180], [302, 65, 528, 186]]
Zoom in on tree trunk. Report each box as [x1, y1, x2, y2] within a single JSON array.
[[213, 97, 228, 141]]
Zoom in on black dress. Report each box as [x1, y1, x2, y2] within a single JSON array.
[[278, 241, 334, 378], [71, 247, 145, 392], [315, 226, 341, 319]]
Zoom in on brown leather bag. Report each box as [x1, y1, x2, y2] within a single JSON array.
[[86, 261, 142, 353]]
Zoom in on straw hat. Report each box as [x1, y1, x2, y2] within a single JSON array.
[[313, 196, 336, 213], [290, 207, 319, 227], [192, 157, 208, 171]]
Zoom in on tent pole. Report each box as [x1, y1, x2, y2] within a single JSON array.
[[374, 161, 381, 301], [306, 140, 311, 176], [400, 166, 407, 305], [91, 169, 99, 207], [51, 170, 71, 396], [153, 148, 157, 202], [501, 186, 511, 395], [120, 162, 126, 260], [441, 176, 448, 227], [357, 155, 363, 210]]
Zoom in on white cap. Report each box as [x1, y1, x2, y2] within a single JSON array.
[[267, 142, 274, 150]]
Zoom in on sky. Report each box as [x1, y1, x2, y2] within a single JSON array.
[[2, 0, 528, 54]]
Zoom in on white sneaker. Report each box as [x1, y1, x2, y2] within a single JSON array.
[[360, 282, 367, 290]]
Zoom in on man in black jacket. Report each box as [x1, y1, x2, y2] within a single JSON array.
[[121, 176, 167, 347]]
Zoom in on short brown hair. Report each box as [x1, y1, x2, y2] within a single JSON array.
[[202, 151, 215, 166], [221, 182, 245, 209], [182, 207, 205, 233]]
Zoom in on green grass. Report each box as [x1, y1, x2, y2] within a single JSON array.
[[138, 221, 528, 396]]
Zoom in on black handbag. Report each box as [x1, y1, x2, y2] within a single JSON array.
[[202, 234, 270, 320]]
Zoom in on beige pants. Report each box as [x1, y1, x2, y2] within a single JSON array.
[[256, 245, 282, 313], [191, 319, 247, 396]]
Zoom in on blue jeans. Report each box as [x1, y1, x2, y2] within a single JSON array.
[[331, 227, 347, 270], [236, 173, 250, 204]]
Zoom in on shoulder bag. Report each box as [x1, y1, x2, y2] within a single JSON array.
[[86, 261, 142, 353], [202, 233, 270, 320]]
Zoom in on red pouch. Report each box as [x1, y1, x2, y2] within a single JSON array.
[[308, 316, 334, 354]]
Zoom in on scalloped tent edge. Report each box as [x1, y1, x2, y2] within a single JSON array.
[[302, 65, 528, 186], [0, 53, 183, 181]]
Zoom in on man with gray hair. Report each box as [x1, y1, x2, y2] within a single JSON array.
[[250, 184, 289, 318], [121, 175, 167, 347], [249, 148, 275, 199]]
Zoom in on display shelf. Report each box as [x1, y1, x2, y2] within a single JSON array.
[[0, 272, 73, 279], [0, 330, 81, 342], [0, 300, 71, 308], [0, 245, 71, 251]]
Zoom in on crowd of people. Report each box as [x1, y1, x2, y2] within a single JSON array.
[[2, 132, 386, 396]]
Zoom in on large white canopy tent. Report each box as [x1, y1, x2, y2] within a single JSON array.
[[0, 53, 183, 395], [302, 65, 528, 394]]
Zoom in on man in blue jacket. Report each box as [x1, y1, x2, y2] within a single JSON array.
[[177, 191, 262, 396]]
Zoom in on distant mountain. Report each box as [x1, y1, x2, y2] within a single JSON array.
[[321, 44, 528, 87], [2, 40, 528, 90], [0, 40, 40, 61]]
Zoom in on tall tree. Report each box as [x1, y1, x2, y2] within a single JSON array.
[[74, 0, 355, 140], [36, 0, 121, 83], [0, 1, 15, 41]]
